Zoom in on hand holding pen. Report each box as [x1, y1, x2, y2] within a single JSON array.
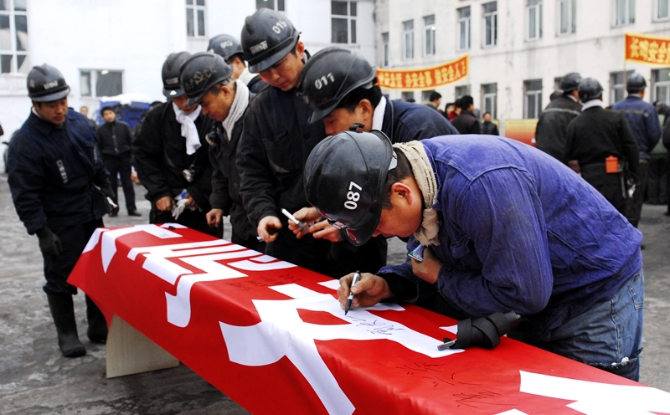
[[338, 272, 394, 313], [344, 271, 361, 315]]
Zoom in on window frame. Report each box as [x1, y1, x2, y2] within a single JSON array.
[[457, 6, 471, 51], [526, 0, 543, 42], [652, 68, 670, 106], [186, 0, 206, 38], [482, 2, 498, 48], [403, 19, 414, 60], [524, 79, 543, 119], [654, 0, 670, 21], [331, 1, 357, 45], [455, 85, 470, 99], [424, 15, 436, 57], [0, 0, 29, 74], [255, 0, 285, 11], [481, 83, 498, 119], [612, 0, 635, 27], [609, 71, 628, 105], [382, 32, 390, 67], [557, 0, 576, 36], [80, 69, 124, 98]]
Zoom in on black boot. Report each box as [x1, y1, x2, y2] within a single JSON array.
[[46, 294, 86, 358], [85, 295, 108, 344]]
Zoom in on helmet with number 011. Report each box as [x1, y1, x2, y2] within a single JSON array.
[[578, 78, 603, 102], [559, 72, 582, 92], [626, 73, 647, 92], [300, 47, 377, 123], [162, 51, 192, 98], [241, 8, 299, 73], [27, 64, 70, 102], [304, 126, 396, 246], [179, 52, 233, 107], [208, 34, 244, 62]]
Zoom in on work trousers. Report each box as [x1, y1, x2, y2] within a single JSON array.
[[647, 154, 669, 205], [103, 154, 136, 212], [580, 163, 627, 216], [626, 160, 649, 227]]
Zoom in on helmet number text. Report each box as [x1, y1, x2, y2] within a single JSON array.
[[344, 181, 362, 210], [314, 73, 335, 90], [272, 20, 288, 34]]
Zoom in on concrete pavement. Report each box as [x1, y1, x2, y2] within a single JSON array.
[[0, 175, 669, 414]]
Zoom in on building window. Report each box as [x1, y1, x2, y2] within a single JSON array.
[[558, 0, 576, 35], [80, 70, 123, 98], [424, 15, 436, 56], [401, 91, 415, 102], [610, 72, 627, 104], [382, 32, 389, 67], [613, 0, 635, 26], [482, 83, 497, 119], [403, 20, 414, 60], [654, 0, 670, 20], [482, 2, 498, 48], [455, 85, 470, 99], [527, 0, 543, 41], [256, 0, 285, 11], [653, 68, 670, 105], [332, 1, 356, 44], [457, 7, 471, 51], [0, 0, 29, 74], [524, 79, 542, 118], [186, 0, 206, 37]]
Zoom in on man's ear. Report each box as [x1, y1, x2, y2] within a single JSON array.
[[356, 99, 374, 130], [390, 182, 413, 206], [296, 41, 305, 60]]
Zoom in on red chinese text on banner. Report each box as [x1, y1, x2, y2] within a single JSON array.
[[376, 55, 469, 91]]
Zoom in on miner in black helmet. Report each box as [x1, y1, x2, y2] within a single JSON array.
[[291, 47, 457, 248], [133, 52, 218, 236], [7, 64, 114, 358], [208, 34, 266, 93], [565, 78, 639, 215], [236, 9, 386, 277], [613, 73, 662, 233], [179, 52, 260, 250], [535, 72, 583, 164]]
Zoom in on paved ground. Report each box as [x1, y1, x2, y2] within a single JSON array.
[[0, 175, 669, 414]]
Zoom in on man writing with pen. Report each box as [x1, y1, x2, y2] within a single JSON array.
[[300, 128, 644, 382]]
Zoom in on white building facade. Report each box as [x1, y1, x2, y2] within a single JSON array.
[[376, 0, 670, 134], [0, 0, 375, 151]]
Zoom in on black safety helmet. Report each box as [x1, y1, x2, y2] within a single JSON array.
[[162, 52, 191, 98], [301, 47, 377, 123], [241, 8, 300, 73], [627, 73, 647, 93], [179, 52, 233, 107], [208, 34, 244, 63], [578, 78, 603, 102], [559, 72, 582, 92], [27, 64, 70, 102], [304, 126, 396, 246]]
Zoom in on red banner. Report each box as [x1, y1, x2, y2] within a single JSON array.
[[625, 32, 670, 65], [376, 55, 469, 91], [69, 225, 670, 415]]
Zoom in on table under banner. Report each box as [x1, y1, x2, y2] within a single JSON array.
[[69, 224, 670, 415]]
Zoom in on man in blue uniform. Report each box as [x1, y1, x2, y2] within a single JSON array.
[[613, 73, 661, 229], [304, 130, 644, 381], [8, 65, 112, 358]]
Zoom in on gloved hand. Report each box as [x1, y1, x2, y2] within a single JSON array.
[[37, 229, 63, 259]]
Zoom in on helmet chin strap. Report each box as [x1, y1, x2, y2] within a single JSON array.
[[393, 141, 440, 246]]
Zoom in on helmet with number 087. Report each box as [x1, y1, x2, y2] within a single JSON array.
[[241, 8, 299, 73], [304, 126, 396, 246], [300, 47, 377, 123]]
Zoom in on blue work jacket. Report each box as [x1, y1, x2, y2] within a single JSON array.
[[379, 135, 642, 340], [612, 95, 661, 160], [381, 100, 459, 143], [8, 108, 110, 234]]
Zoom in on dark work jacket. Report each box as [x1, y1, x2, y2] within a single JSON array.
[[132, 102, 214, 211], [565, 106, 639, 177], [8, 108, 110, 234], [382, 100, 459, 142], [237, 74, 388, 277], [481, 121, 499, 136], [95, 120, 133, 157], [450, 110, 480, 135], [209, 93, 256, 243], [612, 95, 661, 160], [535, 95, 582, 164], [247, 75, 267, 94]]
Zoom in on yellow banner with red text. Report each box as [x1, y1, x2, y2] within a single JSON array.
[[376, 55, 469, 91]]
